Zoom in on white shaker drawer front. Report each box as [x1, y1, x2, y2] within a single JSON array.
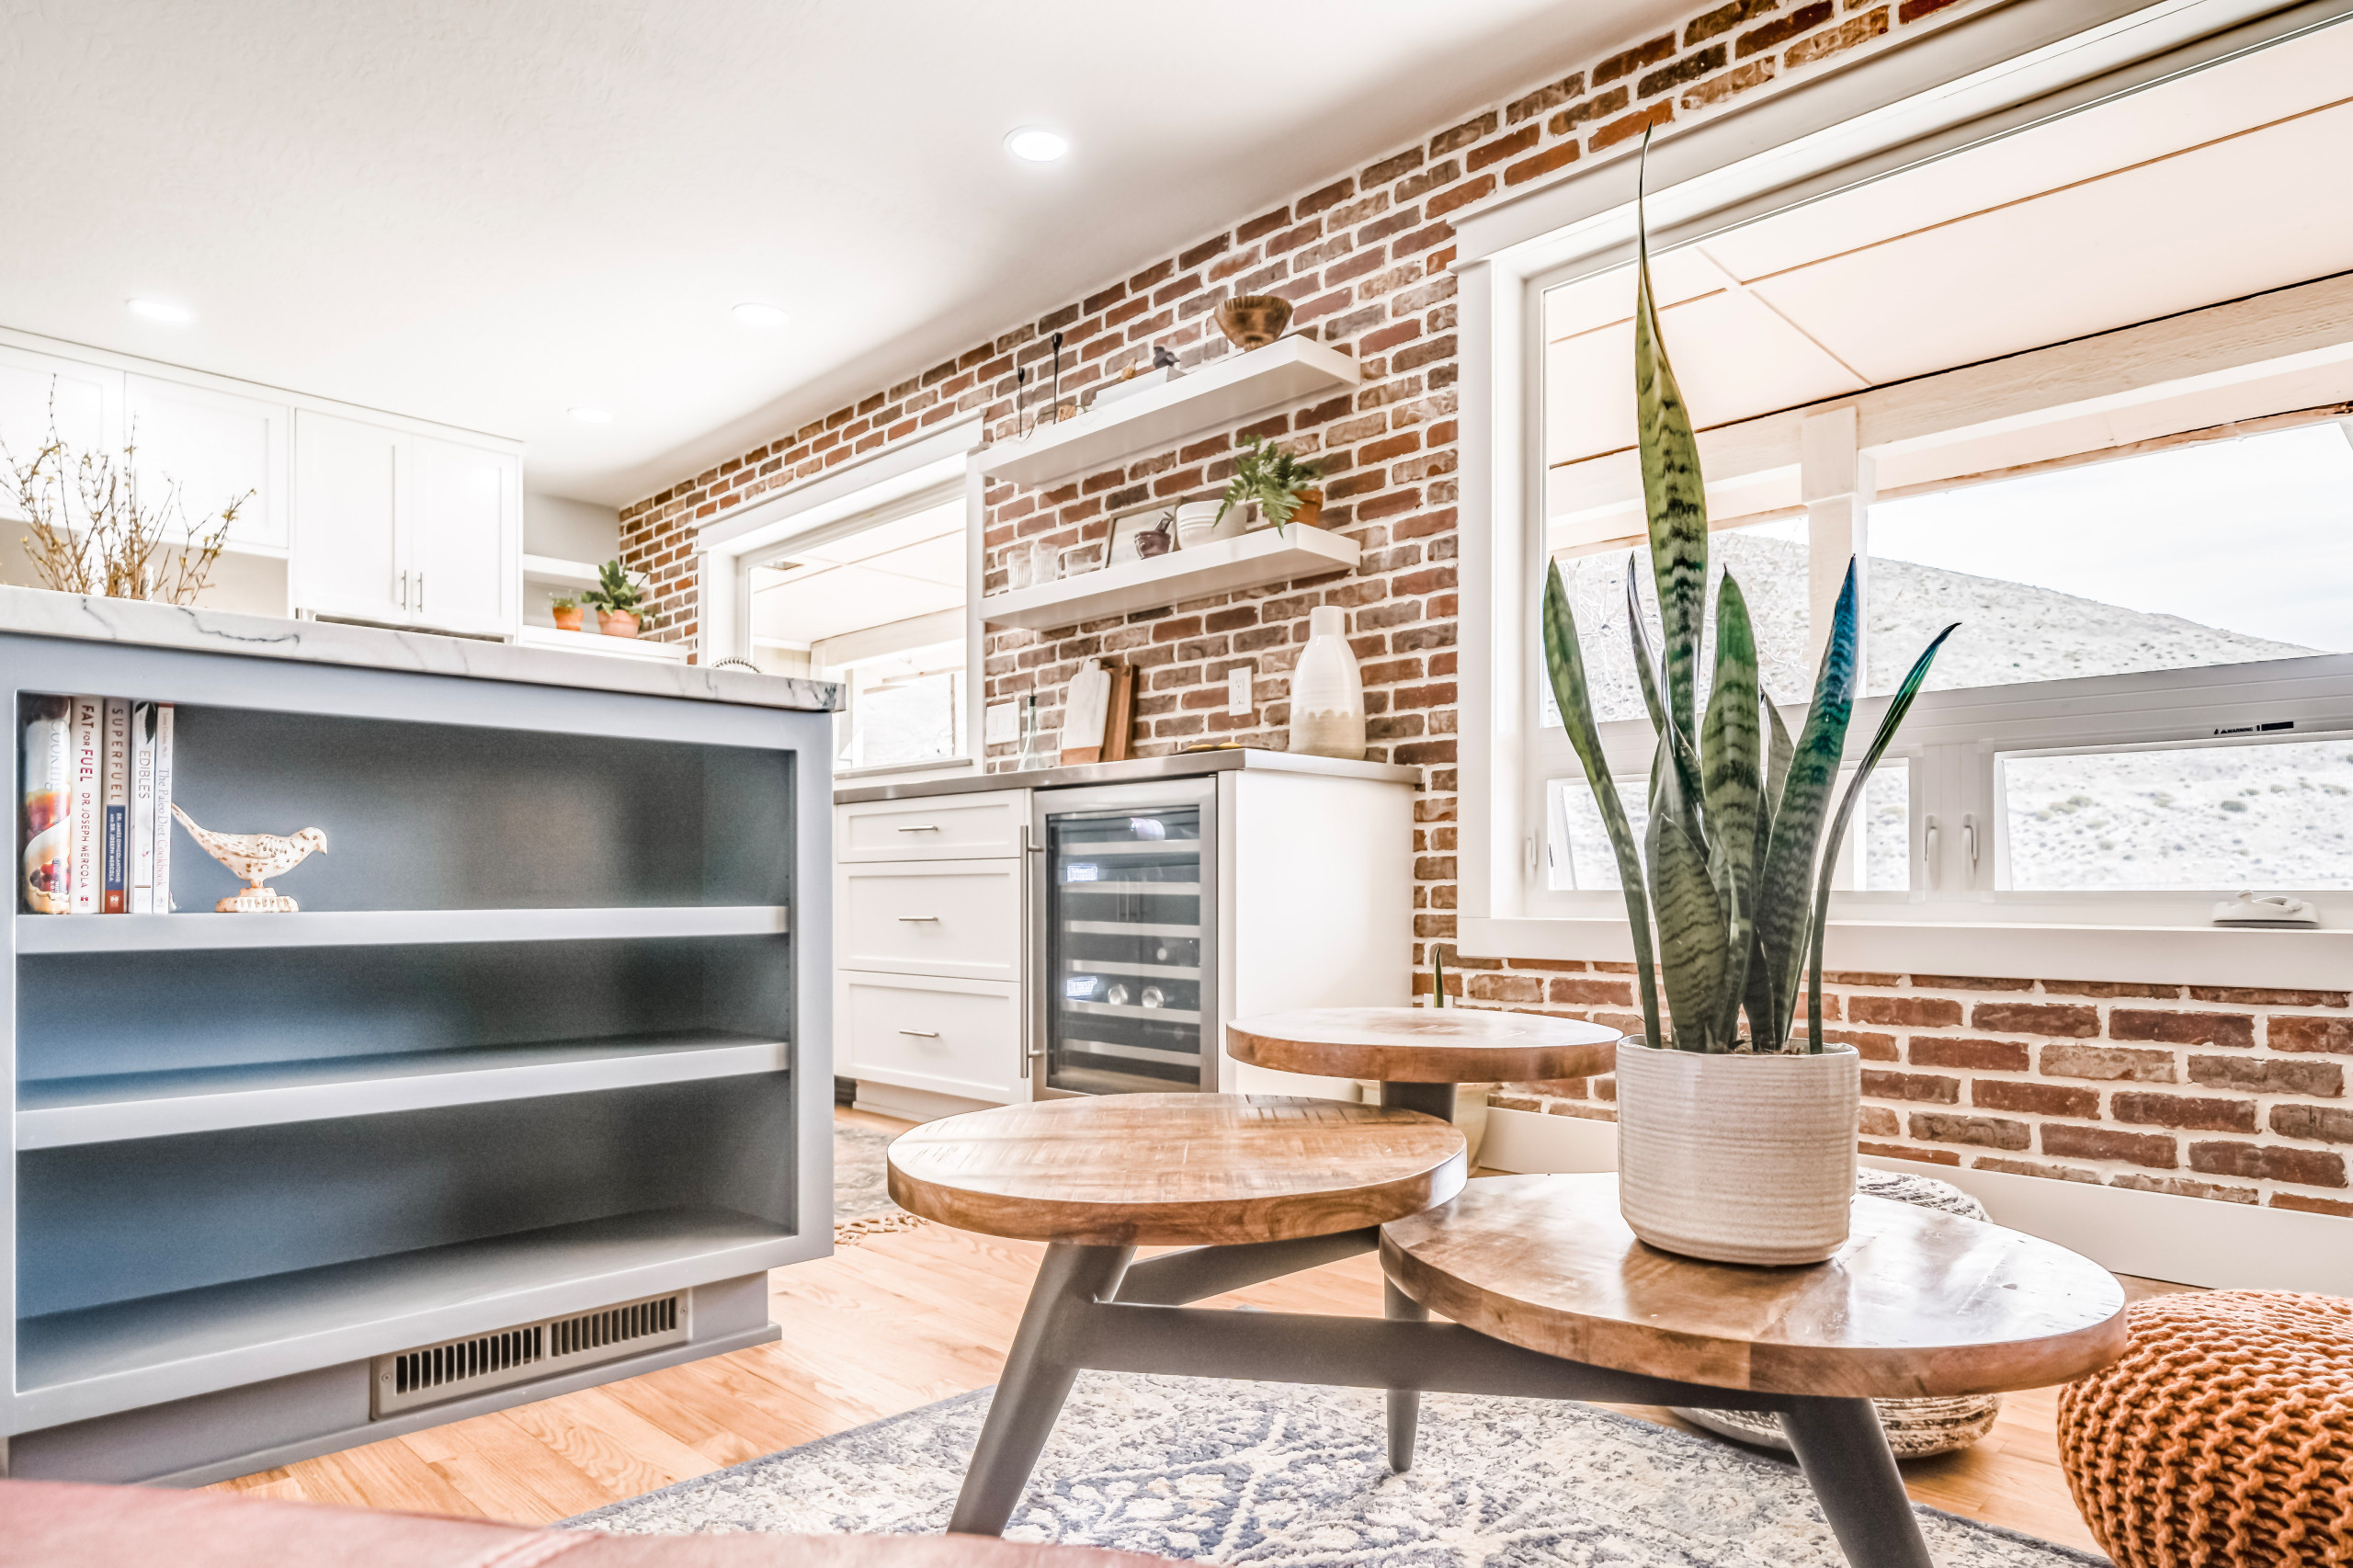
[[837, 790, 1027, 862], [838, 973, 1021, 1102], [837, 859, 1020, 982]]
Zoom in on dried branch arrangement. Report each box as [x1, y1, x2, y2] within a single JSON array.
[[1, 384, 249, 605]]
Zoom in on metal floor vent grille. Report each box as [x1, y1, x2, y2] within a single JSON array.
[[373, 1290, 689, 1417]]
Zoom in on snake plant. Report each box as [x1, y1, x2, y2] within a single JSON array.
[[1541, 151, 1957, 1055]]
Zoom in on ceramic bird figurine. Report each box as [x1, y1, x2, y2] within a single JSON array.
[[170, 805, 328, 913]]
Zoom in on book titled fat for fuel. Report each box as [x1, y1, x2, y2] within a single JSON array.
[[21, 695, 176, 914]]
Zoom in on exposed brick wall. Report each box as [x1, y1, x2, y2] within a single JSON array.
[[1476, 968, 2353, 1218], [607, 0, 2347, 1216]]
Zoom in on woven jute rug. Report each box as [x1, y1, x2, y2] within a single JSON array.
[[566, 1371, 2106, 1565]]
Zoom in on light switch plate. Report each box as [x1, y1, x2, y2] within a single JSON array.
[[1226, 667, 1252, 716], [983, 701, 1019, 744]]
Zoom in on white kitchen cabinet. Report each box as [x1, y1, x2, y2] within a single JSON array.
[[836, 789, 1027, 862], [291, 410, 406, 624], [0, 346, 119, 519], [126, 375, 290, 553], [412, 435, 515, 637], [291, 410, 517, 637], [836, 971, 1023, 1105]]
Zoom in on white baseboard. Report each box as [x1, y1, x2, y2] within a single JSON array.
[[852, 1080, 997, 1124], [1478, 1105, 2353, 1295]]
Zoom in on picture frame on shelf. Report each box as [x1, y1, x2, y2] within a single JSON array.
[[1106, 503, 1177, 567]]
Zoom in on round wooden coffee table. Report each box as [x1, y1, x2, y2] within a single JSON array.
[[888, 1093, 1468, 1538], [1384, 1174, 2129, 1565], [1226, 1006, 1618, 1118], [886, 1092, 1467, 1246]]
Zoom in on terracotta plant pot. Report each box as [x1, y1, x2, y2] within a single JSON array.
[[1214, 294, 1293, 349], [598, 609, 641, 639], [551, 607, 584, 632], [1613, 1039, 1860, 1266], [1289, 489, 1324, 530]]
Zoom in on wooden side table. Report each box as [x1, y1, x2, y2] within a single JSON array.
[[1225, 1006, 1619, 1121], [1227, 1006, 1620, 1455]]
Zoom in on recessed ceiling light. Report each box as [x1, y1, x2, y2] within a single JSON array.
[[568, 406, 614, 425], [126, 298, 195, 324], [732, 301, 790, 329], [1004, 127, 1069, 163]]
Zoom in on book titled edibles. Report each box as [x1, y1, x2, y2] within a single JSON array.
[[151, 703, 175, 913], [131, 701, 159, 915], [21, 698, 74, 913]]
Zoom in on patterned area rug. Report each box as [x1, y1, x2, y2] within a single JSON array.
[[833, 1119, 922, 1242], [567, 1371, 2108, 1565]]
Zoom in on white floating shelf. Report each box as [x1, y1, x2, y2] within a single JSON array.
[[17, 1032, 790, 1149], [16, 905, 789, 954], [981, 525, 1360, 631], [977, 336, 1362, 487], [15, 1206, 796, 1426], [515, 624, 692, 664], [520, 553, 604, 588]]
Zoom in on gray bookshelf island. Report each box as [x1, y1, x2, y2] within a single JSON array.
[[0, 590, 837, 1485]]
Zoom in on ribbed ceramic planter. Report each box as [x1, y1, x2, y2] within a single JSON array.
[[1614, 1040, 1859, 1266]]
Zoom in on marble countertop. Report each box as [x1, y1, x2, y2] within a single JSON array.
[[835, 746, 1420, 802], [0, 588, 843, 711]]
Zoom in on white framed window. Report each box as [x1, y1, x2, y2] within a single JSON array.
[[739, 484, 970, 772], [1450, 5, 2353, 985]]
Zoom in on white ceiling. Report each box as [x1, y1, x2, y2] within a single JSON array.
[[1542, 18, 2353, 479], [1, 0, 1692, 506]]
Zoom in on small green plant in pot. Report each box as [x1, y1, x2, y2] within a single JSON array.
[[581, 560, 654, 639], [1545, 154, 1957, 1266], [1215, 436, 1324, 536]]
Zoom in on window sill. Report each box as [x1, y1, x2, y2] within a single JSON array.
[[1460, 915, 2350, 990]]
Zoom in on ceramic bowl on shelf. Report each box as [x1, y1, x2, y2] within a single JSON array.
[[1215, 295, 1293, 349], [1174, 501, 1244, 549]]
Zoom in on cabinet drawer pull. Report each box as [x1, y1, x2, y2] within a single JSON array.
[[897, 1028, 941, 1039], [895, 824, 940, 833], [895, 915, 941, 922]]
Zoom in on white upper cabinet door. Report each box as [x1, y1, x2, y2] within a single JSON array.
[[291, 410, 407, 624], [410, 437, 516, 637], [126, 376, 290, 552], [0, 347, 121, 523]]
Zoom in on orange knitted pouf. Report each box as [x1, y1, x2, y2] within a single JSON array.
[[2058, 1290, 2353, 1568]]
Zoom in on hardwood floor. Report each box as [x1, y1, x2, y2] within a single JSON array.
[[210, 1108, 2171, 1557]]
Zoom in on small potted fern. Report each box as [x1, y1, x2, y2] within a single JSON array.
[[1545, 161, 1957, 1266], [1214, 436, 1324, 537], [581, 560, 654, 639]]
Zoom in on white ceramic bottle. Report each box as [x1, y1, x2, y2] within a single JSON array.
[[1288, 605, 1366, 760]]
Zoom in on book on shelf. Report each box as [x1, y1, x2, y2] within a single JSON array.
[[131, 701, 158, 915], [151, 703, 175, 913], [21, 697, 72, 914], [68, 696, 101, 915], [103, 697, 130, 914], [23, 695, 176, 915]]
